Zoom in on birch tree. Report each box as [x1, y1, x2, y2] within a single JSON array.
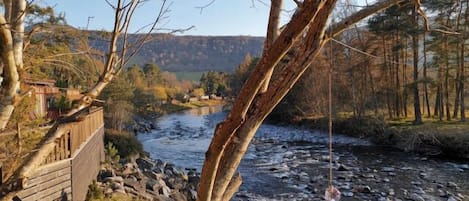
[[0, 0, 26, 130], [197, 0, 408, 201], [1, 0, 175, 199]]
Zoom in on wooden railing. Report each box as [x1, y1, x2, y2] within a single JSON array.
[[40, 108, 104, 166], [18, 108, 104, 182]]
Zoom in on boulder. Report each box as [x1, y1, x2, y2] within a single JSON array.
[[137, 158, 156, 171], [104, 176, 124, 184]]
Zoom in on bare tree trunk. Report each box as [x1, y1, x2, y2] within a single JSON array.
[[65, 0, 127, 116], [12, 0, 26, 71], [454, 49, 461, 118], [198, 0, 405, 200], [412, 6, 422, 124], [394, 33, 401, 118], [460, 0, 468, 122], [444, 39, 451, 121], [0, 14, 21, 130], [260, 0, 283, 93], [0, 0, 27, 130], [383, 37, 393, 119], [454, 3, 464, 118], [197, 2, 333, 200], [461, 43, 466, 121], [403, 38, 408, 118], [423, 33, 431, 117]]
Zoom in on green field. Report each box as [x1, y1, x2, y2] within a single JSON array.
[[173, 71, 205, 82]]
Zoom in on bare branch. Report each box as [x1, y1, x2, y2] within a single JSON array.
[[196, 0, 216, 14], [327, 0, 405, 38], [432, 28, 461, 35], [123, 0, 176, 67], [104, 0, 117, 10], [260, 0, 283, 93], [414, 0, 429, 31]]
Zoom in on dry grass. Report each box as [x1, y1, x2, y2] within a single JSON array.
[[0, 126, 50, 183]]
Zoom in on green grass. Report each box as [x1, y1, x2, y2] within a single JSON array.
[[160, 103, 192, 113]]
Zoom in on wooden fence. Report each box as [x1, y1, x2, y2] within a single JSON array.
[[41, 108, 104, 166], [10, 107, 104, 201]]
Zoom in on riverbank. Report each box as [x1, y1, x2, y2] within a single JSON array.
[[87, 156, 199, 201], [133, 107, 469, 200], [132, 100, 225, 133], [89, 102, 225, 200], [291, 116, 469, 159]]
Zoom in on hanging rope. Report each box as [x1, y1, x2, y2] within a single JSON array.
[[328, 33, 334, 188], [325, 22, 341, 201]]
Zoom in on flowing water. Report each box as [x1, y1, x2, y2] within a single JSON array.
[[137, 106, 469, 201]]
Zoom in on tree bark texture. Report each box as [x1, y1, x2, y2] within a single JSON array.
[[0, 0, 24, 130], [260, 0, 283, 93]]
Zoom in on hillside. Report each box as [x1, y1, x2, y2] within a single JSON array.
[[89, 33, 264, 72]]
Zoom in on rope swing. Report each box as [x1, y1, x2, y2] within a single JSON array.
[[324, 25, 341, 201]]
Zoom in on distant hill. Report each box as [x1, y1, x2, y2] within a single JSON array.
[[88, 33, 264, 73]]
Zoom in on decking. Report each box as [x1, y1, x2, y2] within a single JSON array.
[[2, 108, 104, 201]]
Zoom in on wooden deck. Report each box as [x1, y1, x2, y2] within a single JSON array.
[[4, 108, 105, 201]]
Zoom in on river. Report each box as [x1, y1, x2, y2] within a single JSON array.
[[137, 106, 469, 201]]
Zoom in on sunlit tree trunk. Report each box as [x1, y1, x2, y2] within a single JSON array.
[[0, 0, 26, 130], [197, 0, 406, 201], [260, 0, 283, 93]]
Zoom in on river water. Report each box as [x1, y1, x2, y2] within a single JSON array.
[[137, 106, 469, 201]]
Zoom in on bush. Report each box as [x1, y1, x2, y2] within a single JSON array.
[[104, 142, 120, 166], [104, 129, 145, 159], [86, 180, 104, 200]]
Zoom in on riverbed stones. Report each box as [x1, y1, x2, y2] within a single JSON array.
[[353, 185, 372, 194], [381, 167, 395, 172], [447, 181, 458, 188], [95, 157, 198, 201], [337, 164, 350, 171], [409, 193, 425, 201]]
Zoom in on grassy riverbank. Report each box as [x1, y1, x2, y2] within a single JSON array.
[[159, 99, 225, 114], [292, 116, 469, 159]]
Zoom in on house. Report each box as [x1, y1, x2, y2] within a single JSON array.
[[210, 94, 223, 100], [24, 79, 60, 119], [24, 78, 83, 120]]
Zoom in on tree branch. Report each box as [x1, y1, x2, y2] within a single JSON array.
[[197, 1, 328, 200], [327, 0, 406, 38], [259, 0, 283, 93]]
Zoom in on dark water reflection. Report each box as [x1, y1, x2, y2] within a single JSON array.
[[137, 106, 469, 201]]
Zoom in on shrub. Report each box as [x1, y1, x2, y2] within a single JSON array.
[[104, 129, 145, 159]]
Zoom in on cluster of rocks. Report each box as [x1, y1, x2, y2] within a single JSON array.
[[133, 121, 156, 133], [95, 157, 199, 201]]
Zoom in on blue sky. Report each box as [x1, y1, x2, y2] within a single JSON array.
[[42, 0, 298, 36]]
